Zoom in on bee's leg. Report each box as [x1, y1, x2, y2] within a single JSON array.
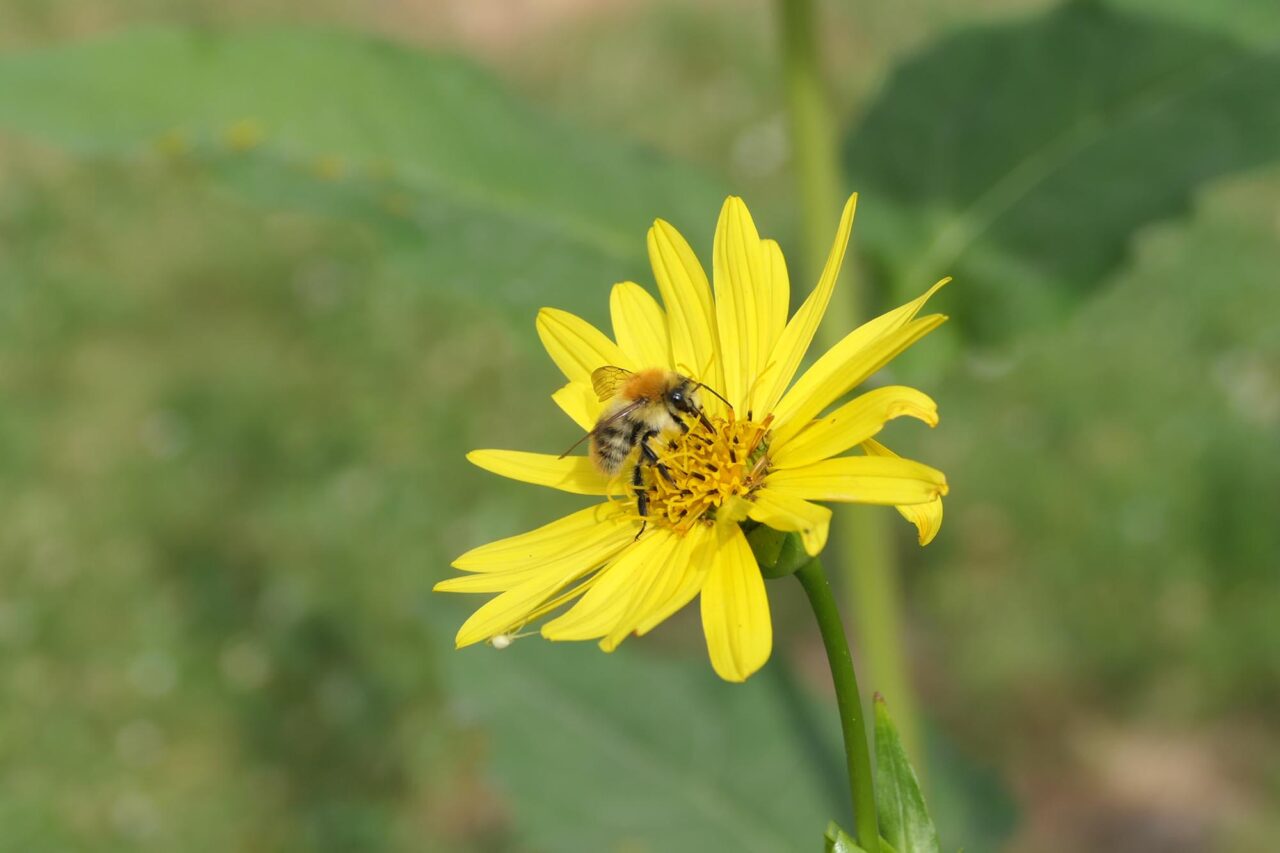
[[639, 431, 674, 483], [693, 407, 715, 433], [632, 461, 648, 540]]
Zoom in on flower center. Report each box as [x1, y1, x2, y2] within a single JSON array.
[[641, 413, 773, 533]]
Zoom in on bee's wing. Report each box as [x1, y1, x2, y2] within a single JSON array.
[[591, 365, 634, 402], [557, 399, 646, 459]]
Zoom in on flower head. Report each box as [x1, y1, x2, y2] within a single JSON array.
[[436, 194, 948, 681]]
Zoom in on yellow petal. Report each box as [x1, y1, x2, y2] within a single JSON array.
[[601, 525, 706, 650], [541, 531, 677, 641], [633, 523, 715, 636], [514, 576, 603, 629], [771, 312, 947, 447], [766, 455, 948, 506], [772, 386, 938, 469], [467, 449, 612, 495], [757, 235, 788, 366], [435, 566, 547, 593], [897, 497, 944, 546], [700, 524, 772, 682], [551, 381, 599, 432], [450, 502, 630, 572], [610, 282, 671, 369], [747, 488, 832, 556], [769, 275, 947, 435], [454, 564, 597, 648], [712, 197, 766, 411], [647, 218, 723, 399], [753, 193, 857, 415], [536, 307, 634, 387], [863, 438, 945, 545], [449, 509, 636, 646]]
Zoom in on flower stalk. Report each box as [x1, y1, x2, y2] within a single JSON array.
[[795, 557, 880, 853]]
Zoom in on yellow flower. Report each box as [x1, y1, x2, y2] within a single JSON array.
[[436, 194, 948, 681]]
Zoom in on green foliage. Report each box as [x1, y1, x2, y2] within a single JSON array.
[[0, 26, 728, 353], [0, 25, 831, 853], [921, 721, 1017, 853], [0, 28, 721, 263], [1112, 0, 1280, 47], [2, 3, 1279, 851], [874, 697, 940, 853], [0, 26, 729, 852], [844, 1, 1280, 341], [0, 160, 473, 851], [924, 171, 1280, 723]]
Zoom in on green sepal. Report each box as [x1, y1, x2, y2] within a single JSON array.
[[748, 525, 811, 578], [873, 695, 940, 853]]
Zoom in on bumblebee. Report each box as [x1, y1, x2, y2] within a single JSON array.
[[562, 365, 725, 530]]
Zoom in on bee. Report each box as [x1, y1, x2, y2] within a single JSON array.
[[561, 366, 728, 532]]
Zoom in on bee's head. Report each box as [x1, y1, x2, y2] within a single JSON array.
[[665, 376, 700, 415]]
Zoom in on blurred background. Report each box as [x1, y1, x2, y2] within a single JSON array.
[[1, 0, 1277, 850]]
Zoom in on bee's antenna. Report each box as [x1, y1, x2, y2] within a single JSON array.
[[674, 358, 732, 414], [693, 381, 733, 411]]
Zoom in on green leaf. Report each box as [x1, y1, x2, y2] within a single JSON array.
[[444, 636, 843, 853], [1111, 0, 1280, 48], [844, 1, 1280, 341], [926, 171, 1280, 734], [823, 822, 901, 853], [874, 696, 940, 853], [825, 821, 867, 853], [0, 27, 722, 269], [923, 721, 1017, 853]]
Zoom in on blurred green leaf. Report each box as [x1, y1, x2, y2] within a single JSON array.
[[445, 638, 842, 853], [0, 24, 725, 342], [1111, 0, 1280, 48], [920, 169, 1280, 777], [0, 27, 721, 264], [844, 1, 1280, 341], [923, 720, 1017, 853], [874, 696, 940, 853]]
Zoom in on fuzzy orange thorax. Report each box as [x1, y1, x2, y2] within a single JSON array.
[[621, 368, 671, 402]]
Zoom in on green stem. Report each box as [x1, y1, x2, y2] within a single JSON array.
[[776, 0, 925, 775], [795, 558, 879, 852], [777, 0, 858, 328]]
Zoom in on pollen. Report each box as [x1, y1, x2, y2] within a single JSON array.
[[643, 413, 772, 533]]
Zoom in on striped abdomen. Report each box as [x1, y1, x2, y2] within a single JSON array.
[[589, 415, 640, 474]]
